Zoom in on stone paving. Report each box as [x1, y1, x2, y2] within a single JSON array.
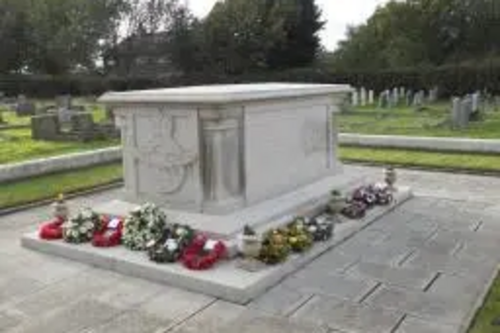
[[0, 166, 499, 333]]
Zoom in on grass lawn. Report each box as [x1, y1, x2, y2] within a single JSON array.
[[0, 163, 122, 210], [467, 273, 500, 333], [0, 128, 119, 165], [339, 146, 500, 172], [339, 103, 500, 139]]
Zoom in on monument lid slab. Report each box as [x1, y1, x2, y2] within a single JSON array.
[[98, 83, 352, 105]]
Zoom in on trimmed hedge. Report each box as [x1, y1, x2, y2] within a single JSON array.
[[1, 61, 499, 98]]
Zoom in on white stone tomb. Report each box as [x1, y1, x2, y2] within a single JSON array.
[[97, 83, 352, 238]]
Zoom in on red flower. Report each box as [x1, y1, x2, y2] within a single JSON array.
[[39, 216, 65, 240], [92, 216, 123, 248], [181, 234, 227, 270]]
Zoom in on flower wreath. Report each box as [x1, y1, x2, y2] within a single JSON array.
[[92, 216, 123, 248], [39, 216, 65, 240], [259, 228, 291, 265], [122, 203, 167, 251], [63, 208, 100, 244], [148, 224, 195, 263], [286, 219, 313, 253], [181, 234, 226, 270], [304, 215, 335, 242]]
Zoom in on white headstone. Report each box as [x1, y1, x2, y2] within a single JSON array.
[[392, 88, 399, 106], [351, 90, 359, 106], [471, 92, 480, 113], [368, 90, 374, 105], [360, 88, 367, 106]]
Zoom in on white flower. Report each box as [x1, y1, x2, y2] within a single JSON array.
[[165, 239, 178, 251]]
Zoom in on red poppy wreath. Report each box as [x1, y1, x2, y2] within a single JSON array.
[[39, 216, 65, 240], [181, 234, 227, 271], [92, 216, 123, 247]]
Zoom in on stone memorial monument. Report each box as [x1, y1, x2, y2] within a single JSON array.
[[96, 83, 351, 237]]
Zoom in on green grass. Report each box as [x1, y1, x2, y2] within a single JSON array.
[[0, 128, 119, 165], [339, 103, 500, 139], [0, 163, 123, 209], [467, 273, 500, 333], [339, 147, 500, 172]]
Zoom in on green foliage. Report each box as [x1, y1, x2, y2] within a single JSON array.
[[339, 104, 500, 138], [339, 147, 500, 173], [197, 0, 324, 74], [468, 272, 500, 333], [0, 127, 119, 165], [330, 0, 500, 71], [0, 163, 123, 209]]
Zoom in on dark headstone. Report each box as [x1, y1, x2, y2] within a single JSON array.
[[71, 112, 94, 133], [31, 114, 60, 140], [15, 95, 36, 116]]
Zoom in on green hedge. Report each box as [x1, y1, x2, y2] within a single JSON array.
[[1, 62, 499, 98]]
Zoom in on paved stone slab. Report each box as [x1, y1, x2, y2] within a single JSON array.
[[427, 273, 491, 306], [295, 252, 359, 277], [403, 248, 497, 277], [248, 284, 312, 316], [292, 295, 403, 333], [8, 269, 118, 317], [282, 271, 377, 302], [10, 299, 120, 333], [346, 261, 436, 290], [220, 310, 328, 333], [173, 300, 246, 333], [83, 310, 172, 333], [366, 286, 469, 326], [0, 276, 45, 307], [396, 315, 458, 333]]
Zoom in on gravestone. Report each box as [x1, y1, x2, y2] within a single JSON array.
[[56, 95, 72, 110], [351, 90, 359, 106], [15, 95, 36, 116], [471, 92, 481, 113], [378, 90, 389, 108], [428, 86, 439, 103], [31, 114, 60, 140], [405, 90, 413, 107], [71, 112, 94, 133], [368, 90, 374, 105], [413, 91, 424, 109], [360, 87, 367, 106], [392, 88, 399, 106], [399, 87, 405, 99]]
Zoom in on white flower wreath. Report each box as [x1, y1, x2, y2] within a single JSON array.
[[63, 208, 100, 244], [122, 203, 167, 251]]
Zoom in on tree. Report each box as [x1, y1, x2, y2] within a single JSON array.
[[266, 0, 325, 69], [24, 0, 124, 74], [0, 0, 31, 73], [330, 0, 500, 71]]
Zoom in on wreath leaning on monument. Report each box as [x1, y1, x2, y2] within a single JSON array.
[[63, 208, 101, 244], [181, 234, 227, 270], [92, 216, 124, 248], [122, 203, 167, 251], [148, 224, 195, 263]]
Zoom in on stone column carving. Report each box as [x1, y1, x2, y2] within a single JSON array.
[[200, 109, 245, 213]]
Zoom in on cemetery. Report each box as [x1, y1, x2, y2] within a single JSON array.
[[1, 0, 500, 332]]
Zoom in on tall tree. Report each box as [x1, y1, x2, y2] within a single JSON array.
[[0, 0, 31, 73]]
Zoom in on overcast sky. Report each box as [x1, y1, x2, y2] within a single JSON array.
[[187, 0, 390, 50]]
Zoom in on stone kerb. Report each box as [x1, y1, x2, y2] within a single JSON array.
[[339, 133, 500, 154], [0, 147, 122, 183]]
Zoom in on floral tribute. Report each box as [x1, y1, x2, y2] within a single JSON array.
[[148, 224, 195, 263], [303, 215, 334, 242], [122, 203, 167, 251], [39, 216, 65, 240], [181, 234, 227, 270], [342, 183, 393, 219], [63, 208, 100, 244], [286, 219, 313, 253], [258, 228, 291, 265], [92, 216, 124, 247]]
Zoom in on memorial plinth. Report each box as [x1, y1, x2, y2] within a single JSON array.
[[97, 83, 352, 238]]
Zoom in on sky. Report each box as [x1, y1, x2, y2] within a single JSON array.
[[186, 0, 390, 51]]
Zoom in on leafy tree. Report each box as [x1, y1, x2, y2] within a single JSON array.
[[0, 0, 31, 73]]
